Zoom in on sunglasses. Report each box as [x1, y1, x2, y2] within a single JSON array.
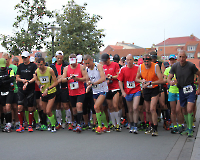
[[22, 57, 28, 59]]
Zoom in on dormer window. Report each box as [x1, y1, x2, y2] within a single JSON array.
[[187, 46, 195, 51]]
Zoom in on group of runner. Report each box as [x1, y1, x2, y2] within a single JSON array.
[[0, 50, 199, 137]]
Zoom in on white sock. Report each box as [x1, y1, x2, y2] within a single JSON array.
[[110, 112, 116, 126], [56, 110, 62, 124], [66, 109, 72, 123], [113, 111, 120, 125]]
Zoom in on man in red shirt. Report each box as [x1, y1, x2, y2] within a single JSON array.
[[62, 54, 86, 133], [118, 54, 141, 134], [101, 53, 121, 131]]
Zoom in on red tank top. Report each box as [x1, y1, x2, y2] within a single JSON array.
[[67, 63, 85, 96]]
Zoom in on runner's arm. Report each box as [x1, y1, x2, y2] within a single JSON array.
[[61, 66, 68, 83], [92, 64, 106, 85], [135, 67, 144, 83], [48, 68, 58, 89], [151, 64, 163, 85]]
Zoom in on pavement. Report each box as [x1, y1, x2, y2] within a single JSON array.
[[0, 97, 200, 160]]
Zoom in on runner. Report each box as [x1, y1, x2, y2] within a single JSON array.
[[101, 53, 121, 131], [135, 54, 163, 136], [34, 58, 58, 132], [0, 58, 14, 132], [83, 55, 109, 134], [118, 54, 141, 134], [62, 54, 86, 133], [167, 50, 200, 137], [16, 51, 37, 132]]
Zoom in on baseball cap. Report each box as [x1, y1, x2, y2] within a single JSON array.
[[21, 51, 30, 57], [113, 54, 120, 62], [0, 58, 6, 68], [35, 52, 42, 58], [76, 55, 83, 63], [55, 51, 64, 56], [169, 54, 176, 60], [164, 62, 169, 68], [30, 56, 35, 62], [101, 53, 109, 62]]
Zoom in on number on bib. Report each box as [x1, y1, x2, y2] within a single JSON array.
[[1, 92, 9, 96], [92, 84, 100, 90], [183, 85, 193, 94], [70, 82, 79, 90], [39, 76, 49, 83], [127, 81, 135, 88]]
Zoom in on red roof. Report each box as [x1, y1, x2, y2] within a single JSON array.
[[155, 35, 200, 46], [109, 45, 123, 50], [101, 45, 123, 54]]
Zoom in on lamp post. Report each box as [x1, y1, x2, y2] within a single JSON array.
[[47, 25, 60, 57]]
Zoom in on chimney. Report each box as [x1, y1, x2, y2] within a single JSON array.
[[190, 34, 194, 39]]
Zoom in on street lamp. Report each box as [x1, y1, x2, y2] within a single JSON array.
[[47, 25, 60, 57]]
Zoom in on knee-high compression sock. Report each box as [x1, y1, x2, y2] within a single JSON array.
[[77, 111, 83, 125], [1, 113, 5, 124], [43, 113, 47, 126], [18, 112, 24, 125], [184, 114, 189, 128], [34, 110, 39, 124], [52, 110, 57, 121], [39, 110, 43, 124], [66, 109, 72, 123], [101, 112, 108, 128], [110, 112, 116, 126], [56, 110, 62, 124], [61, 110, 66, 123], [74, 114, 77, 123], [188, 113, 194, 129], [25, 111, 29, 124], [48, 115, 56, 126], [96, 112, 102, 127], [5, 112, 12, 123], [29, 112, 33, 126], [166, 109, 170, 121]]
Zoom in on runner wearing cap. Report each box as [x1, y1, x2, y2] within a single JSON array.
[[167, 50, 200, 137], [0, 58, 15, 132], [164, 54, 183, 134], [62, 54, 86, 133], [50, 51, 71, 130], [118, 54, 141, 134], [16, 51, 37, 132], [101, 53, 121, 131], [135, 54, 163, 136]]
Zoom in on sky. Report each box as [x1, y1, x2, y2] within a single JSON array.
[[0, 0, 200, 52]]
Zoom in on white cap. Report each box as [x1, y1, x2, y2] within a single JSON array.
[[21, 51, 30, 57], [55, 51, 64, 56], [76, 55, 82, 63], [30, 56, 35, 62]]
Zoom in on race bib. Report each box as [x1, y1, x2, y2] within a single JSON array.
[[1, 92, 9, 96], [70, 82, 79, 90], [127, 81, 135, 88], [147, 84, 153, 88], [93, 84, 100, 90], [39, 76, 50, 83], [183, 85, 193, 94]]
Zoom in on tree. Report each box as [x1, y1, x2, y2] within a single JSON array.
[[0, 0, 53, 55], [51, 0, 105, 59]]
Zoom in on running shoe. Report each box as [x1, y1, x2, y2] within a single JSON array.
[[28, 126, 33, 132], [36, 123, 40, 130], [188, 129, 193, 137], [56, 124, 62, 130], [92, 125, 96, 132], [68, 123, 73, 130], [3, 126, 11, 133], [40, 125, 48, 131], [51, 126, 56, 133], [152, 130, 158, 136], [133, 127, 138, 134], [82, 124, 89, 131], [121, 119, 127, 126], [171, 127, 178, 134], [16, 125, 24, 133], [96, 126, 102, 134], [116, 124, 121, 132], [166, 121, 170, 131], [48, 125, 51, 131], [102, 126, 110, 133], [178, 126, 183, 134], [129, 126, 134, 133], [145, 127, 153, 134], [75, 124, 82, 133], [138, 123, 145, 131], [170, 123, 174, 129], [126, 123, 130, 129], [62, 123, 66, 129], [181, 128, 189, 136], [124, 122, 129, 127]]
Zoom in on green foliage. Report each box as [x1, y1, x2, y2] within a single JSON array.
[[50, 0, 105, 60], [0, 0, 53, 55]]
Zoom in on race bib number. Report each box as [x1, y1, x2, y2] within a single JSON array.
[[39, 76, 49, 83], [127, 81, 135, 88], [183, 85, 193, 94], [93, 84, 100, 90], [70, 82, 79, 90], [1, 92, 9, 96]]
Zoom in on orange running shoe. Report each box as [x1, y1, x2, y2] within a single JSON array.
[[68, 123, 73, 130], [16, 125, 24, 133], [28, 126, 33, 132], [102, 126, 110, 133], [96, 126, 102, 134]]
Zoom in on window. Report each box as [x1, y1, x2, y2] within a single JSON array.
[[187, 53, 194, 59], [160, 49, 162, 51], [177, 48, 181, 51], [187, 46, 196, 51], [197, 53, 200, 59]]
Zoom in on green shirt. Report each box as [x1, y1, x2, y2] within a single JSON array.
[[164, 67, 179, 93], [9, 64, 18, 93]]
